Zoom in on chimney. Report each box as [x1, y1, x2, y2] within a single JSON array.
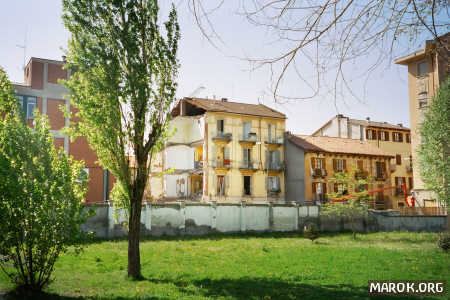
[[180, 99, 186, 116], [397, 123, 403, 127], [221, 97, 228, 102], [366, 117, 370, 122]]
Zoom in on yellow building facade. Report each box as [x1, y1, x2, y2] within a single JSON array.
[[312, 115, 412, 207], [285, 134, 394, 209], [149, 97, 286, 203]]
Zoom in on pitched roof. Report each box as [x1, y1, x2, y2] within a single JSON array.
[[312, 114, 409, 135], [288, 134, 393, 158], [350, 118, 410, 131], [182, 97, 286, 119]]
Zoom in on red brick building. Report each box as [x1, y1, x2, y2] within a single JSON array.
[[12, 57, 113, 203]]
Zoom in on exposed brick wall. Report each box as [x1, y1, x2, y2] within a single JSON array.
[[53, 137, 65, 151], [47, 63, 67, 84], [47, 98, 66, 130], [30, 61, 44, 90], [69, 136, 99, 168], [85, 167, 104, 203]]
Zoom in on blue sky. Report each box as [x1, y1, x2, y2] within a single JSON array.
[[0, 1, 421, 134]]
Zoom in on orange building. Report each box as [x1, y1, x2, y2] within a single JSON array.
[[12, 57, 113, 203]]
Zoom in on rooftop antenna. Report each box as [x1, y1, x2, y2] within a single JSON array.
[[188, 85, 206, 98], [16, 26, 27, 70]]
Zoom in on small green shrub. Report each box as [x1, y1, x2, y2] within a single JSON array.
[[437, 232, 450, 252], [303, 223, 320, 242]]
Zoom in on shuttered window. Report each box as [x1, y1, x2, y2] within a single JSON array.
[[396, 154, 402, 165]]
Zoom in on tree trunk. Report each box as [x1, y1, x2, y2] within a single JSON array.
[[128, 198, 142, 278]]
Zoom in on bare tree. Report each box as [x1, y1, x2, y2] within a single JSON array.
[[189, 0, 449, 103]]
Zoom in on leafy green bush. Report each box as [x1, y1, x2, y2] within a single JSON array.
[[303, 223, 320, 242], [0, 69, 91, 292]]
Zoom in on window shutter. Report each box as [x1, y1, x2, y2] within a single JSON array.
[[395, 177, 399, 187], [408, 177, 413, 189], [311, 157, 315, 169], [323, 182, 327, 194], [343, 159, 347, 171], [377, 131, 381, 140], [312, 182, 316, 193], [276, 176, 280, 190], [385, 131, 389, 141], [366, 129, 369, 140], [334, 183, 338, 193], [333, 159, 337, 172], [365, 184, 368, 191], [225, 174, 230, 191], [399, 133, 403, 142], [322, 158, 326, 169], [382, 161, 386, 173]]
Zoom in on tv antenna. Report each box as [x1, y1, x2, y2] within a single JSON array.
[[16, 27, 27, 70], [188, 85, 206, 98]]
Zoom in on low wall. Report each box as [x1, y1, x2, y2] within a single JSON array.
[[81, 202, 447, 238]]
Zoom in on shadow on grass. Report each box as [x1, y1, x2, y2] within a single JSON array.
[[4, 277, 432, 300]]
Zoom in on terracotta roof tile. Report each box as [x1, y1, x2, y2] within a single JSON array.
[[184, 97, 286, 119], [288, 134, 393, 157]]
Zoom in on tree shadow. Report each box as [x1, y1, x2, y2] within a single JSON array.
[[3, 277, 434, 300]]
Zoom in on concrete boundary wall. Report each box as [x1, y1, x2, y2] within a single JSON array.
[[81, 202, 446, 238]]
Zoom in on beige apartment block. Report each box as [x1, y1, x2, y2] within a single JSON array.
[[395, 33, 449, 207]]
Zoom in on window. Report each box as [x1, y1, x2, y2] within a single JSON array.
[[312, 157, 324, 169], [366, 129, 377, 140], [217, 175, 225, 196], [418, 92, 428, 108], [217, 119, 224, 135], [18, 96, 24, 110], [76, 168, 89, 183], [267, 176, 280, 192], [406, 133, 411, 143], [395, 177, 405, 195], [379, 131, 389, 141], [376, 161, 385, 178], [418, 61, 427, 76], [393, 132, 403, 142], [243, 122, 251, 139], [312, 182, 327, 202], [334, 158, 346, 172], [243, 175, 251, 196], [268, 124, 272, 142], [26, 97, 37, 119], [176, 178, 186, 196], [396, 154, 402, 165], [408, 177, 413, 190], [243, 148, 251, 168], [334, 183, 347, 195]]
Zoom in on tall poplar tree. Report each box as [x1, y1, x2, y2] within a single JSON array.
[[62, 0, 180, 278]]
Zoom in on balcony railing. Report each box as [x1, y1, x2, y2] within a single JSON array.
[[355, 170, 368, 179], [212, 159, 231, 168], [267, 189, 281, 196], [374, 173, 387, 181], [266, 161, 284, 171], [265, 136, 283, 145], [311, 168, 327, 178], [212, 132, 232, 141], [240, 161, 259, 170], [239, 133, 258, 143]]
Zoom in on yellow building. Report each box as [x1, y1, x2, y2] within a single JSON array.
[[149, 97, 286, 203], [285, 134, 394, 209], [395, 32, 449, 207], [312, 115, 412, 208]]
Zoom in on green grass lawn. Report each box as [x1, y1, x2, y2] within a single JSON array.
[[0, 232, 448, 299]]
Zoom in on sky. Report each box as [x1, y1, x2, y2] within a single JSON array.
[[0, 1, 422, 134]]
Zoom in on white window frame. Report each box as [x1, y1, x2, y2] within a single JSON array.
[[336, 159, 344, 172], [26, 97, 37, 119]]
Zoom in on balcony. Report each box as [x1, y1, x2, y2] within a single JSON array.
[[354, 170, 368, 180], [265, 136, 283, 147], [374, 173, 387, 181], [212, 132, 232, 143], [311, 168, 327, 178], [239, 161, 259, 171], [212, 159, 231, 169], [267, 188, 281, 197], [239, 133, 258, 145], [266, 161, 284, 172]]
